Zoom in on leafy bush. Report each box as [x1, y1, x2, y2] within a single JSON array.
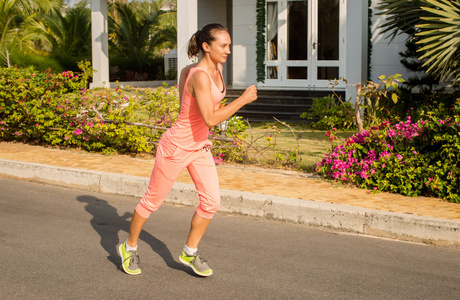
[[301, 94, 355, 130], [0, 66, 169, 154], [9, 52, 65, 73], [0, 67, 86, 146], [208, 116, 249, 164], [316, 100, 460, 203], [0, 66, 245, 160]]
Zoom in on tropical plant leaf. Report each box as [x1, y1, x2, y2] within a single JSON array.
[[416, 0, 460, 80]]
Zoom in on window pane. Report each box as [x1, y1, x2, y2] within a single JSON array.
[[267, 66, 278, 79], [288, 1, 308, 61], [266, 2, 278, 61], [317, 67, 339, 80], [287, 67, 308, 79], [318, 0, 339, 60]]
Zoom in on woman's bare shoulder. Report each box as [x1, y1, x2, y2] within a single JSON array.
[[180, 63, 199, 79]]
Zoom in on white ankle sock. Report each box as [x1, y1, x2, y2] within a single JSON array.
[[125, 239, 138, 252], [183, 245, 197, 256]]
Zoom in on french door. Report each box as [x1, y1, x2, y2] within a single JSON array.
[[264, 0, 346, 88]]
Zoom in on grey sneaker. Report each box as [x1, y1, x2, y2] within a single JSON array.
[[179, 251, 213, 277], [118, 242, 142, 275]]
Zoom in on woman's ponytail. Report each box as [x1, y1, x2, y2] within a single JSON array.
[[187, 30, 202, 58]]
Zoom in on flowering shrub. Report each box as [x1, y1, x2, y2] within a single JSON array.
[[0, 67, 253, 160], [0, 66, 174, 153], [0, 66, 86, 145], [316, 102, 460, 203]]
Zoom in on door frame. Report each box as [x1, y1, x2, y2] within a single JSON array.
[[262, 0, 347, 89]]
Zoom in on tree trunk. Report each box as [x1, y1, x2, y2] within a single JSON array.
[[355, 83, 364, 134]]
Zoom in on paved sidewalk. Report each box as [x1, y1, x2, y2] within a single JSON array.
[[0, 142, 459, 246]]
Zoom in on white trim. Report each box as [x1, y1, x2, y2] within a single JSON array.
[[261, 0, 346, 89], [91, 0, 109, 88], [177, 0, 198, 83]]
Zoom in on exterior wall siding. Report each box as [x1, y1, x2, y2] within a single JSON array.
[[198, 0, 227, 28], [370, 0, 410, 83], [232, 0, 258, 87]]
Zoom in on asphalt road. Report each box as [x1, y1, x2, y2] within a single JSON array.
[[1, 177, 459, 299]]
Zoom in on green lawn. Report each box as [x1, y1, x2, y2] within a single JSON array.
[[242, 123, 355, 171]]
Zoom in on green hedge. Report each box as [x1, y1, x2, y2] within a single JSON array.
[[0, 66, 176, 154]]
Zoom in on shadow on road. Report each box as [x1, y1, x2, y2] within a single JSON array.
[[77, 195, 186, 272]]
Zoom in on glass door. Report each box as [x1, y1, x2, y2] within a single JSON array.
[[264, 0, 345, 88]]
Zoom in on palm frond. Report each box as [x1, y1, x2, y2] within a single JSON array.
[[416, 0, 460, 80]]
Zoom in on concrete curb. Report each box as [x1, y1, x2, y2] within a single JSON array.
[[1, 158, 459, 247]]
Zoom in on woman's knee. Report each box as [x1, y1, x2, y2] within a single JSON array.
[[196, 195, 220, 219]]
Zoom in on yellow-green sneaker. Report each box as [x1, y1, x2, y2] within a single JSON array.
[[179, 250, 213, 277], [118, 242, 142, 275]]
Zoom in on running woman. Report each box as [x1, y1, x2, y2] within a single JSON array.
[[118, 23, 258, 276]]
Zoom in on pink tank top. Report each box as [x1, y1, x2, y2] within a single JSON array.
[[163, 66, 226, 150]]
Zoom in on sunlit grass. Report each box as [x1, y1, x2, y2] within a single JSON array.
[[243, 122, 355, 172]]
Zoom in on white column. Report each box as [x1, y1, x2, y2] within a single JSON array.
[[177, 0, 198, 82], [91, 0, 109, 88], [346, 0, 367, 102]]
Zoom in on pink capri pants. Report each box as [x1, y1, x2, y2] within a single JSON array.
[[135, 136, 220, 220]]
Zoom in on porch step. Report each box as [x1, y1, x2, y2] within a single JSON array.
[[225, 89, 344, 123]]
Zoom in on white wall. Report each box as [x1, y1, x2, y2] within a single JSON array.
[[91, 0, 109, 88], [345, 0, 368, 102], [198, 0, 228, 82], [198, 0, 227, 27], [177, 0, 198, 78], [370, 0, 409, 83], [232, 0, 258, 88], [177, 0, 229, 83]]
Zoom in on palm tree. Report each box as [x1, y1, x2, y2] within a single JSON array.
[[377, 0, 460, 81], [108, 0, 176, 80], [0, 0, 55, 66], [376, 0, 427, 40], [416, 0, 460, 81], [32, 0, 92, 71]]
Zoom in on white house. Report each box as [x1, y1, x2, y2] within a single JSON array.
[[176, 0, 408, 95], [91, 0, 410, 121]]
